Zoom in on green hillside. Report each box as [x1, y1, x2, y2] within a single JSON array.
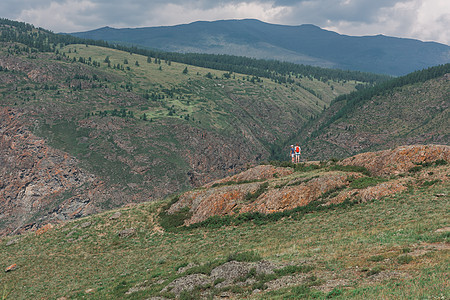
[[290, 64, 450, 160], [0, 19, 372, 231], [1, 153, 448, 299]]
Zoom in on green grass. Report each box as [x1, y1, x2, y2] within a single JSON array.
[[1, 177, 448, 299], [348, 176, 388, 189]]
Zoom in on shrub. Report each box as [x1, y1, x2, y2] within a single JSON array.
[[367, 266, 384, 276], [434, 159, 448, 166], [245, 182, 269, 202], [350, 177, 387, 189], [227, 251, 262, 262], [327, 287, 343, 298], [408, 166, 422, 173], [320, 185, 347, 199], [159, 206, 192, 232], [397, 255, 413, 264], [367, 255, 385, 262], [422, 179, 441, 187]]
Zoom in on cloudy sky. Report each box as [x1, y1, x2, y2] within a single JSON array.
[[1, 0, 449, 45]]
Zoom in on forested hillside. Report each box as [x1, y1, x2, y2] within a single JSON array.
[[0, 19, 369, 234], [291, 64, 450, 160]]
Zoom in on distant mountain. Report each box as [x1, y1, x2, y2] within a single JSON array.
[[70, 19, 450, 76]]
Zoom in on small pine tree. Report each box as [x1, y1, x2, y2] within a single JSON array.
[[182, 67, 188, 74]]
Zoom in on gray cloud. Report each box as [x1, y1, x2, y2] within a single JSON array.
[[0, 0, 448, 45]]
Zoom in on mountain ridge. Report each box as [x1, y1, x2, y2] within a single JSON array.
[[70, 19, 450, 76]]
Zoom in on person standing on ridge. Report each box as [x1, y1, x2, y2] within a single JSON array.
[[295, 143, 301, 163], [290, 145, 295, 163]]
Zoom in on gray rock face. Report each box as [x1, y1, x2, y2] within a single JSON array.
[[210, 261, 253, 281], [118, 228, 136, 238], [161, 274, 212, 294], [0, 108, 98, 235]]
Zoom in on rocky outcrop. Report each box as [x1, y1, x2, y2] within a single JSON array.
[[0, 108, 100, 235], [339, 144, 450, 176], [168, 145, 449, 226], [205, 165, 294, 188]]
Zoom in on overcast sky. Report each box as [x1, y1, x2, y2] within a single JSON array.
[[1, 0, 449, 45]]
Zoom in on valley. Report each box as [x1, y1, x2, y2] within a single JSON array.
[[0, 19, 366, 234], [0, 18, 448, 299]]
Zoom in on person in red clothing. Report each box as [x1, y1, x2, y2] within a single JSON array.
[[294, 143, 301, 163]]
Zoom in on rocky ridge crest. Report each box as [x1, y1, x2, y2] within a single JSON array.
[[168, 145, 449, 225]]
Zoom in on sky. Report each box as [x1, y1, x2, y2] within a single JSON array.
[[1, 0, 449, 45]]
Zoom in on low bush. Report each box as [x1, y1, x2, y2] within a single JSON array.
[[367, 266, 384, 276], [397, 255, 413, 264], [159, 206, 192, 232], [422, 179, 441, 187], [349, 177, 387, 189], [367, 255, 385, 262], [320, 185, 347, 199], [227, 251, 262, 262], [245, 182, 269, 202]]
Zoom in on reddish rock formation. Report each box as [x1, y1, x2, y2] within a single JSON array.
[[205, 165, 294, 188], [168, 145, 449, 226], [241, 174, 349, 215], [339, 145, 449, 176]]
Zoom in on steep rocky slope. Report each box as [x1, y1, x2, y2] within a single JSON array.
[[167, 145, 449, 226], [0, 108, 131, 235], [297, 71, 449, 160]]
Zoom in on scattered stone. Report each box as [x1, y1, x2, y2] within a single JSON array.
[[5, 264, 17, 272], [118, 228, 136, 238], [161, 274, 212, 295], [109, 212, 122, 220], [6, 238, 19, 246], [265, 274, 307, 291], [56, 297, 68, 300], [85, 288, 95, 293], [80, 221, 92, 228], [435, 227, 450, 233], [435, 193, 447, 197], [255, 260, 278, 275], [211, 261, 251, 281]]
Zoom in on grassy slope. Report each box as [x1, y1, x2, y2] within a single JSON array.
[[1, 166, 448, 299], [1, 42, 359, 200], [61, 44, 356, 127], [296, 72, 449, 160]]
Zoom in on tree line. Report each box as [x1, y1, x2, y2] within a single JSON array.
[[0, 18, 390, 85], [305, 63, 450, 140]]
